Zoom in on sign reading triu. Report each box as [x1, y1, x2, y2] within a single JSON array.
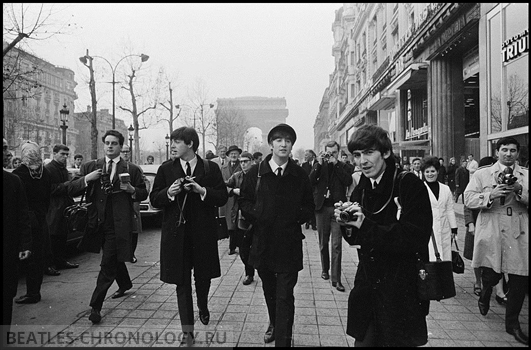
[[502, 29, 528, 64]]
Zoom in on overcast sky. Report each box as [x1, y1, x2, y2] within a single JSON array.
[[18, 3, 342, 153]]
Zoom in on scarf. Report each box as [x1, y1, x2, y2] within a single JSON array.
[[21, 141, 43, 179]]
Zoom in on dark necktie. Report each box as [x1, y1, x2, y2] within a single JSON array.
[[276, 167, 282, 177], [373, 181, 378, 190], [108, 159, 113, 175], [186, 162, 191, 177]]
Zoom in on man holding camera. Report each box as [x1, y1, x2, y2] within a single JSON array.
[[69, 130, 148, 324], [309, 141, 352, 292], [464, 137, 528, 345], [334, 124, 432, 347], [150, 127, 228, 346]]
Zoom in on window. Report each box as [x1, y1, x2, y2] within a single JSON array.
[[350, 51, 355, 65], [351, 84, 355, 98]]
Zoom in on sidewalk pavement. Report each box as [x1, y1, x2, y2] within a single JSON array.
[[8, 202, 528, 347]]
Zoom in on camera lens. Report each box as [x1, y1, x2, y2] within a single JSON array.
[[339, 211, 353, 222]]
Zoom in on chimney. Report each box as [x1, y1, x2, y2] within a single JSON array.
[[87, 105, 91, 113]]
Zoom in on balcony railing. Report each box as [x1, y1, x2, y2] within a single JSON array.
[[372, 56, 390, 82]]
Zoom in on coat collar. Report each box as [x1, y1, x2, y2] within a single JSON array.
[[488, 161, 525, 177], [258, 153, 301, 177]]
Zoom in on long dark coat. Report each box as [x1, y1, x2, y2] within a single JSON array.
[[45, 159, 74, 237], [238, 154, 315, 273], [69, 158, 147, 262], [150, 156, 228, 285], [341, 157, 433, 347], [221, 160, 242, 229], [3, 170, 32, 299], [309, 160, 353, 210], [226, 169, 246, 228], [12, 164, 52, 261]]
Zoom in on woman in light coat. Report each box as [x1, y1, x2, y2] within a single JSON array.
[[421, 156, 458, 261]]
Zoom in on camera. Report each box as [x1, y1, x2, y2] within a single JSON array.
[[100, 173, 113, 194], [339, 210, 356, 222], [322, 152, 332, 161], [497, 172, 517, 186]]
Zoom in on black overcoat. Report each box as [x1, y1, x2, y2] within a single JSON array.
[[150, 156, 228, 285], [69, 158, 147, 262], [238, 154, 315, 273], [341, 157, 433, 347], [45, 159, 74, 237], [3, 170, 32, 298], [309, 160, 353, 210]]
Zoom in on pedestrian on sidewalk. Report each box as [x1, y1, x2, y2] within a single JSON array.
[[301, 149, 318, 231], [446, 157, 457, 199], [334, 124, 433, 347], [226, 151, 256, 285], [239, 123, 314, 347], [465, 137, 528, 345], [455, 159, 469, 203], [222, 145, 243, 255], [69, 130, 148, 325], [150, 127, 228, 346], [309, 141, 352, 292]]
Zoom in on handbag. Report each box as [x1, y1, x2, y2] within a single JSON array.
[[417, 230, 456, 301], [237, 209, 251, 230], [451, 236, 465, 274], [216, 216, 229, 240], [63, 190, 91, 236]]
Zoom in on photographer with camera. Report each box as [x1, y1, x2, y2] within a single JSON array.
[[464, 137, 528, 345], [333, 124, 432, 347], [309, 141, 352, 292], [69, 130, 148, 324]]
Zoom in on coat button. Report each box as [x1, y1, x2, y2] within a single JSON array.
[[369, 257, 375, 262], [375, 279, 380, 284]]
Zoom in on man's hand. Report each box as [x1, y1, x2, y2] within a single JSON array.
[[168, 178, 184, 197], [19, 250, 31, 260], [232, 188, 241, 196], [183, 176, 206, 196], [490, 184, 511, 201], [334, 201, 364, 228], [468, 223, 475, 235], [85, 169, 102, 183], [120, 182, 135, 194]]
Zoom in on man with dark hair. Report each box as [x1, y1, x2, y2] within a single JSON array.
[[253, 151, 263, 165], [69, 130, 148, 324], [455, 159, 470, 203], [334, 124, 432, 347], [310, 141, 352, 292], [465, 137, 528, 345], [466, 153, 479, 175], [150, 126, 228, 346], [73, 154, 83, 169], [223, 145, 243, 255], [411, 157, 423, 179], [301, 149, 318, 230], [340, 151, 355, 174], [44, 144, 79, 277], [239, 123, 314, 346]]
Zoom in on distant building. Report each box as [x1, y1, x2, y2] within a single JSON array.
[[73, 106, 128, 161], [3, 40, 78, 160]]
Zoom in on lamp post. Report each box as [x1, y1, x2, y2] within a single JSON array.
[[80, 53, 149, 129], [59, 103, 69, 145], [165, 134, 170, 160], [128, 124, 134, 162]]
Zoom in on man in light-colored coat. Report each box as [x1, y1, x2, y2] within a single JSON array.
[[464, 136, 528, 345]]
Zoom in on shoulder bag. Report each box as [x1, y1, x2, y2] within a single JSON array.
[[416, 230, 456, 301], [63, 189, 91, 236], [451, 236, 465, 274]]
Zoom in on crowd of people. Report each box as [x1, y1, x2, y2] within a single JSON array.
[[3, 124, 528, 346]]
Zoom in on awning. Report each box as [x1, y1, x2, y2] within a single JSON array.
[[386, 63, 428, 92], [368, 91, 396, 111], [394, 139, 431, 150]]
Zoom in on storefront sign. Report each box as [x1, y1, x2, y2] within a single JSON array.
[[463, 49, 479, 80], [502, 29, 528, 64], [405, 124, 429, 139]]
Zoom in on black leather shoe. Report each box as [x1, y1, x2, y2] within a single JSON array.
[[495, 295, 507, 306], [57, 260, 79, 269], [507, 328, 529, 345], [15, 294, 41, 304], [199, 309, 210, 325], [264, 324, 275, 343], [111, 288, 131, 299], [44, 266, 61, 276], [242, 275, 254, 285], [478, 300, 490, 316], [335, 282, 345, 292], [478, 286, 492, 316], [89, 308, 101, 324], [229, 249, 236, 255], [180, 332, 195, 347], [321, 272, 329, 280]]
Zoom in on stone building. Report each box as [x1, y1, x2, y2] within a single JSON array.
[[318, 3, 528, 165]]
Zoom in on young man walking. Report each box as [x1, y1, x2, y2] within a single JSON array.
[[239, 123, 314, 347]]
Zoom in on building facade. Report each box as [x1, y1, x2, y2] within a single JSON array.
[[319, 3, 528, 165], [3, 41, 78, 160]]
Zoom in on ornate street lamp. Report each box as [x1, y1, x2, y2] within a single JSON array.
[[165, 134, 170, 160], [59, 103, 69, 145], [128, 124, 134, 162]]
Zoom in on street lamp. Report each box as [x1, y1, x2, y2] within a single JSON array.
[[59, 103, 69, 145], [165, 134, 170, 160], [128, 124, 134, 162], [80, 53, 150, 129]]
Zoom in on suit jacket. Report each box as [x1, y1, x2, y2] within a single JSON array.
[[301, 159, 316, 176], [3, 170, 32, 298], [309, 160, 353, 211], [150, 156, 228, 284], [69, 158, 147, 261], [45, 160, 74, 237]]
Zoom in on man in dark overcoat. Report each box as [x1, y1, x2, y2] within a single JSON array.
[[45, 144, 80, 276], [334, 124, 432, 347], [222, 144, 242, 255], [69, 130, 147, 324], [3, 138, 32, 332], [301, 149, 317, 230], [239, 123, 315, 347], [150, 127, 228, 346]]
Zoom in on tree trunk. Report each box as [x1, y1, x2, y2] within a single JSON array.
[[85, 50, 98, 160]]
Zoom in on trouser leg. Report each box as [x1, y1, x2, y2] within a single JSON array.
[[26, 246, 44, 297], [115, 262, 132, 290], [479, 267, 502, 304], [229, 230, 237, 251], [329, 207, 343, 283], [274, 271, 298, 347], [89, 229, 119, 311], [239, 229, 254, 277], [131, 231, 138, 256], [505, 274, 528, 331], [176, 268, 194, 333], [315, 209, 330, 274], [258, 268, 277, 326], [195, 276, 211, 312]]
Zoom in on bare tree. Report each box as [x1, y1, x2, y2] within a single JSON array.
[[214, 101, 249, 150], [157, 68, 182, 135], [186, 78, 216, 157], [3, 48, 42, 98]]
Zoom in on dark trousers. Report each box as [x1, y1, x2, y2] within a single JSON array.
[[258, 268, 298, 347], [89, 228, 132, 311], [3, 295, 13, 326], [229, 229, 237, 251], [49, 234, 67, 266], [480, 267, 528, 330], [238, 229, 254, 277], [315, 206, 343, 283], [19, 234, 44, 297], [175, 269, 211, 333]]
